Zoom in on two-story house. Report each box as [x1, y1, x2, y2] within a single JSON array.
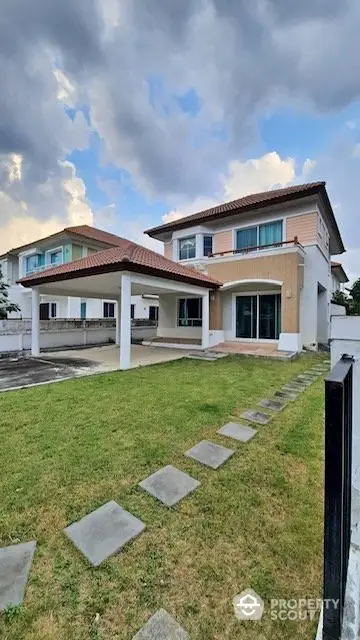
[[145, 181, 345, 352], [0, 225, 158, 321]]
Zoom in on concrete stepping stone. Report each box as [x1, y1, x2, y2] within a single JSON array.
[[294, 376, 313, 386], [218, 422, 257, 442], [0, 541, 36, 611], [313, 364, 329, 371], [185, 440, 235, 469], [241, 410, 271, 425], [133, 609, 189, 639], [282, 384, 303, 394], [64, 501, 145, 567], [275, 390, 297, 401], [258, 398, 286, 412], [305, 369, 322, 376], [139, 465, 200, 507], [284, 380, 306, 389]]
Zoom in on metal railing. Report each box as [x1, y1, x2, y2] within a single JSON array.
[[323, 355, 354, 639], [209, 236, 303, 258]]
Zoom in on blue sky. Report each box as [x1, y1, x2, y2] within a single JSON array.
[[1, 0, 360, 280]]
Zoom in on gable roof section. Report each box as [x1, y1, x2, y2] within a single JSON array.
[[146, 181, 345, 254], [331, 261, 349, 283], [18, 236, 222, 290], [0, 225, 126, 259]]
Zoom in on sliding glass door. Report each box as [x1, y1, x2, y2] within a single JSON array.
[[236, 293, 281, 340]]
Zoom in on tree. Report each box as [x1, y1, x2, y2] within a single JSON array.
[[331, 290, 349, 309], [350, 278, 360, 304], [0, 268, 20, 319]]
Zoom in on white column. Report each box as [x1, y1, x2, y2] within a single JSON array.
[[31, 287, 40, 356], [119, 273, 131, 370], [116, 298, 121, 346], [202, 291, 210, 350]]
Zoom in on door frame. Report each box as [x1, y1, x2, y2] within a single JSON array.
[[231, 290, 281, 342]]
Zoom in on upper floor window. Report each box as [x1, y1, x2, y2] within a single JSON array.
[[236, 220, 283, 252], [203, 235, 213, 257], [25, 253, 45, 274], [49, 248, 63, 266], [103, 302, 115, 318], [178, 236, 196, 260]]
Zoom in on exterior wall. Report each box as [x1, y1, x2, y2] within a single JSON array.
[[286, 212, 317, 244], [214, 230, 232, 254], [157, 294, 202, 339], [331, 302, 346, 316], [209, 291, 222, 330], [72, 244, 83, 261], [164, 242, 172, 259], [299, 245, 331, 348], [208, 252, 303, 334]]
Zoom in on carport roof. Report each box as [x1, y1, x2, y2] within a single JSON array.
[[18, 237, 222, 290]]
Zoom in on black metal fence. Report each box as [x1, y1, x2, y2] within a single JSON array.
[[323, 355, 354, 639]]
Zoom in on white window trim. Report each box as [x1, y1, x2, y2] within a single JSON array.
[[45, 245, 64, 265], [232, 218, 284, 252], [231, 291, 281, 342], [176, 295, 203, 327]]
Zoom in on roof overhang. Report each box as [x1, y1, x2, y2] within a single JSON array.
[[18, 259, 221, 292], [331, 262, 349, 283]]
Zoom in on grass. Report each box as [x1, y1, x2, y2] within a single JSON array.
[[0, 353, 326, 639]]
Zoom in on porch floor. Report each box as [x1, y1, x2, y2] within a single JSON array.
[[212, 342, 295, 359]]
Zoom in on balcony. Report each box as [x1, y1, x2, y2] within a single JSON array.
[[209, 236, 304, 260]]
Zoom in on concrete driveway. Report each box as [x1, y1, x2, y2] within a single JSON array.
[[0, 345, 189, 392]]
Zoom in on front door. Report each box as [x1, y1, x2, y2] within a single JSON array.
[[236, 293, 281, 340]]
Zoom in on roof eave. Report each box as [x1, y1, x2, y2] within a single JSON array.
[[145, 185, 325, 238], [18, 261, 221, 290]]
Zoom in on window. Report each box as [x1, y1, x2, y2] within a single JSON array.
[[203, 235, 213, 257], [178, 236, 196, 260], [178, 298, 202, 327], [25, 253, 45, 274], [149, 306, 159, 321], [236, 221, 283, 252], [103, 302, 115, 318], [48, 248, 63, 266], [39, 302, 57, 320], [131, 304, 135, 319], [80, 302, 87, 319]]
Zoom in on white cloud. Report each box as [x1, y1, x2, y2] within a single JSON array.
[[161, 151, 314, 223]]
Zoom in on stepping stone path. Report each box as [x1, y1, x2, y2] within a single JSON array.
[[0, 541, 36, 611], [258, 398, 286, 412], [294, 376, 313, 386], [139, 465, 200, 507], [185, 440, 235, 469], [275, 390, 297, 401], [241, 409, 271, 425], [218, 422, 257, 442], [64, 501, 145, 567], [283, 382, 305, 392], [133, 609, 189, 639]]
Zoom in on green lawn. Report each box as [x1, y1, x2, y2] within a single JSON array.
[[0, 354, 326, 639]]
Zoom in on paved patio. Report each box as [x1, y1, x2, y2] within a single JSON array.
[[212, 341, 295, 359], [0, 345, 189, 392]]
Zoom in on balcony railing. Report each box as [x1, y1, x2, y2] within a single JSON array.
[[209, 236, 303, 259]]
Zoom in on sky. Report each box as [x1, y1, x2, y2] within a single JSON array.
[[1, 0, 360, 282]]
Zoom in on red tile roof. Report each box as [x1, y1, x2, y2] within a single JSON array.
[[18, 236, 222, 289], [145, 181, 345, 254]]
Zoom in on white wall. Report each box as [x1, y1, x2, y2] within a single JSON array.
[[331, 303, 346, 316], [300, 245, 331, 348]]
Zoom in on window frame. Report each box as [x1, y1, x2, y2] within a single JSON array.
[[234, 219, 284, 253], [178, 235, 196, 261], [103, 301, 115, 318], [203, 235, 213, 257], [177, 297, 203, 327]]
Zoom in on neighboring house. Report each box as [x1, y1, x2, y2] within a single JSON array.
[[0, 225, 158, 321], [331, 261, 349, 293], [146, 181, 345, 351]]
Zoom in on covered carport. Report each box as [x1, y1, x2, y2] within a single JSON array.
[[18, 239, 221, 370]]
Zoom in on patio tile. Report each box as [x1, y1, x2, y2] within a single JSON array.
[[185, 440, 235, 469], [241, 410, 271, 425], [139, 465, 200, 507], [0, 541, 36, 611], [258, 398, 286, 412], [274, 390, 297, 401], [133, 609, 189, 639], [64, 501, 145, 567], [218, 422, 257, 442]]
